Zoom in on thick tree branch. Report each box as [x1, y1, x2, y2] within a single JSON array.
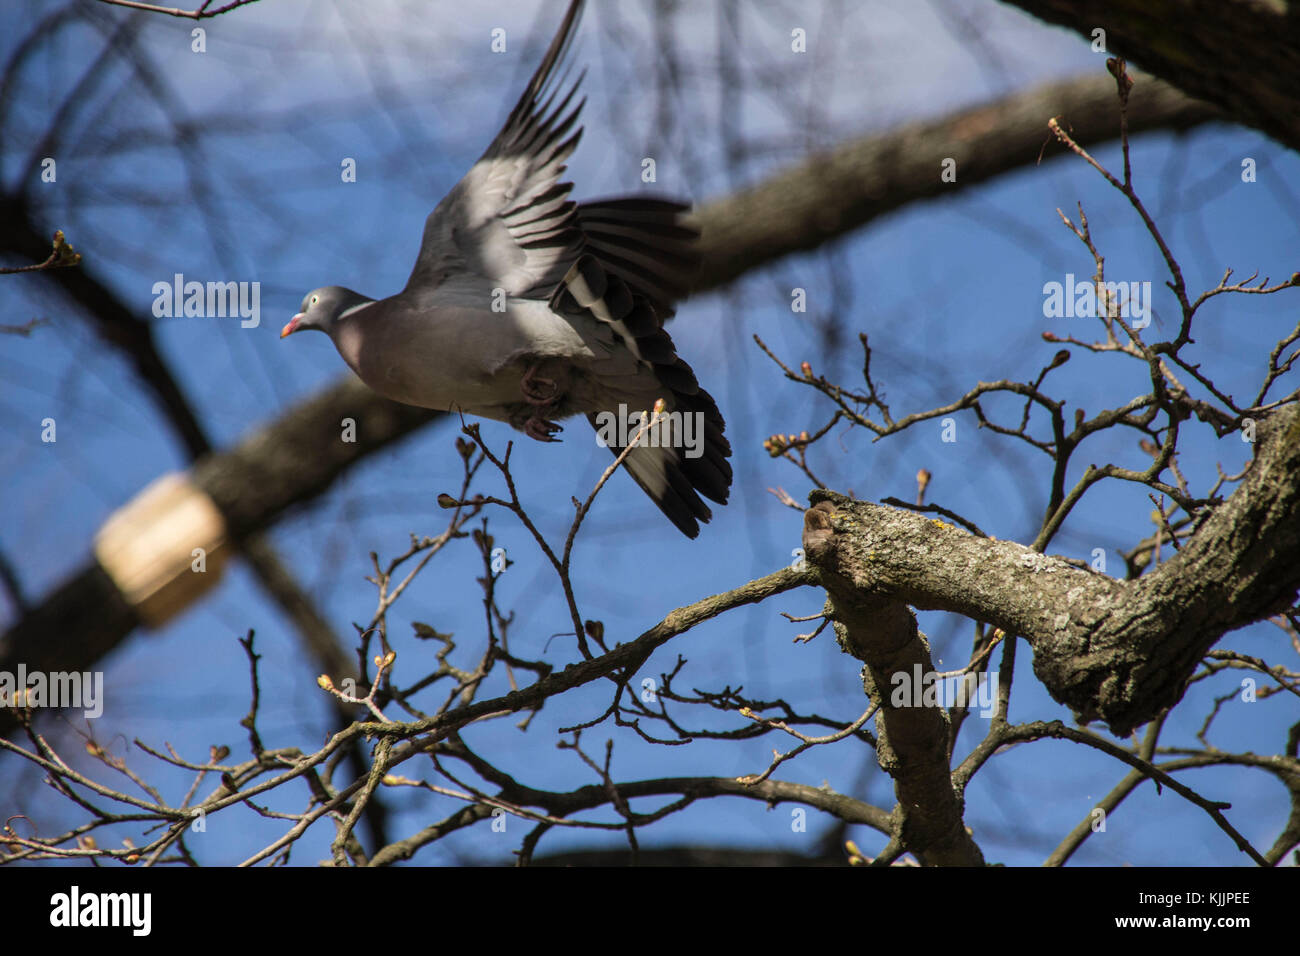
[[690, 71, 1216, 292], [799, 404, 1300, 736], [1002, 0, 1300, 153], [804, 503, 985, 865]]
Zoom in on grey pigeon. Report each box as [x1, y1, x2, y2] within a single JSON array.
[[282, 0, 731, 537]]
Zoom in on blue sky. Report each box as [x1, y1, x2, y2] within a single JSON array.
[[2, 0, 1297, 866]]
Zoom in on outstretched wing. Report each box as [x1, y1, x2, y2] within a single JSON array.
[[405, 0, 588, 298], [405, 0, 732, 536]]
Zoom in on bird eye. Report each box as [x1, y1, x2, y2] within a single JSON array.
[[311, 295, 319, 305]]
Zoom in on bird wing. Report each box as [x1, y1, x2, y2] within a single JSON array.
[[404, 0, 588, 300], [402, 0, 732, 536]]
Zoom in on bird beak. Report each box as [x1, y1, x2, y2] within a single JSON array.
[[280, 314, 303, 339]]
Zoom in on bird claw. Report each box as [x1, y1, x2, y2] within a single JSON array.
[[524, 415, 563, 442], [520, 364, 560, 406]]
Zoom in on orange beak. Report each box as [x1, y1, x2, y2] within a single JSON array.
[[280, 314, 304, 338]]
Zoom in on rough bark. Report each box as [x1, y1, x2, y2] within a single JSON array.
[[805, 504, 985, 865], [1002, 0, 1300, 153], [799, 405, 1300, 737]]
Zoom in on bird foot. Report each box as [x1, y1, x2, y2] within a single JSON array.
[[520, 364, 560, 406], [524, 415, 563, 443]]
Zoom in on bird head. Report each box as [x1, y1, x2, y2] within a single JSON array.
[[281, 286, 372, 338]]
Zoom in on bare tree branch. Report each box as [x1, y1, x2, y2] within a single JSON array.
[[94, 0, 262, 19]]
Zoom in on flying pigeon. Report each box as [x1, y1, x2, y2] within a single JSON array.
[[281, 0, 730, 537]]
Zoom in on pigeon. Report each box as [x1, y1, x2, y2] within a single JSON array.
[[281, 0, 731, 538]]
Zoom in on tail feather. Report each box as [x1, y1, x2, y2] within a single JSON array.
[[551, 199, 730, 537]]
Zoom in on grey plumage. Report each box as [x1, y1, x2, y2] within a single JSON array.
[[282, 0, 730, 537]]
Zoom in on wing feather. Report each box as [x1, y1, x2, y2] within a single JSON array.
[[397, 0, 731, 536], [405, 0, 589, 297]]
